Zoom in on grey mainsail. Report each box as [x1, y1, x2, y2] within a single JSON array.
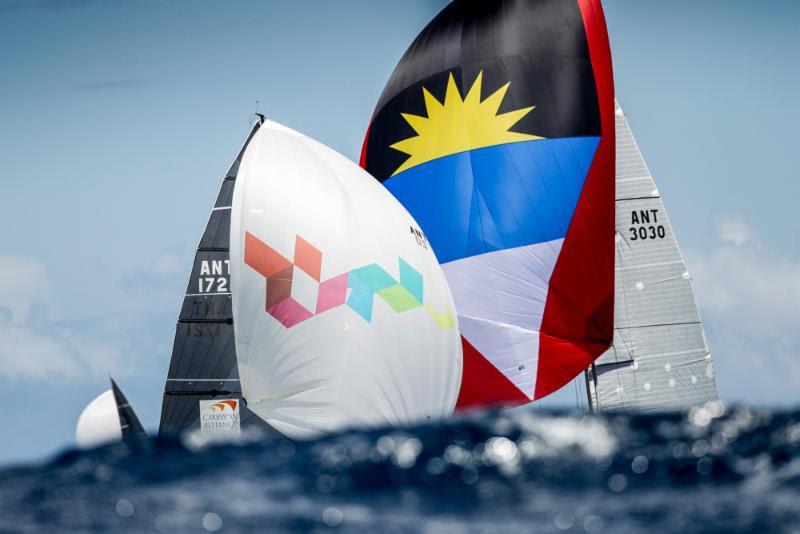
[[159, 119, 270, 435], [585, 103, 718, 411]]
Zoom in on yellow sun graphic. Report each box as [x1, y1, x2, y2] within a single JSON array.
[[390, 71, 543, 176]]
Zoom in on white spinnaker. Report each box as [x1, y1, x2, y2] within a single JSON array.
[[230, 121, 462, 439], [587, 103, 718, 411], [75, 390, 122, 448]]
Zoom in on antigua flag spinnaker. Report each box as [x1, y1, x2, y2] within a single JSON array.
[[362, 0, 616, 407]]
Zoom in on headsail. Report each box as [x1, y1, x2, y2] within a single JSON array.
[[361, 0, 616, 408], [76, 389, 121, 448], [230, 120, 462, 439], [585, 103, 718, 411], [110, 378, 148, 442], [76, 378, 147, 447], [159, 120, 270, 435]]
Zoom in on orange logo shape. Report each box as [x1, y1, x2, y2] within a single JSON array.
[[210, 399, 238, 412]]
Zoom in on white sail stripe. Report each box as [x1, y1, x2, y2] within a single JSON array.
[[212, 206, 232, 211], [184, 292, 231, 297], [442, 240, 562, 400], [457, 313, 538, 335]]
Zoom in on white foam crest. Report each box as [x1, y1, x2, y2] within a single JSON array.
[[511, 413, 617, 459]]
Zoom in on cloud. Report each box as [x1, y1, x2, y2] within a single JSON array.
[[714, 213, 756, 247], [120, 250, 187, 294], [152, 251, 185, 278], [686, 214, 800, 404], [0, 257, 50, 323], [0, 256, 128, 382]]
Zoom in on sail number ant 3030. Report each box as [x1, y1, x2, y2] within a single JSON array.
[[629, 209, 666, 241]]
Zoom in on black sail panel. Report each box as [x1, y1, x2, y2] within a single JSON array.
[[159, 120, 270, 436], [110, 378, 148, 443]]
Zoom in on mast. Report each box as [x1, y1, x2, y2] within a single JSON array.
[[585, 102, 718, 412], [584, 365, 598, 413], [159, 117, 271, 435]]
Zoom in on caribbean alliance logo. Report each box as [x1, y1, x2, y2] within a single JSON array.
[[210, 400, 238, 412], [199, 398, 241, 435]]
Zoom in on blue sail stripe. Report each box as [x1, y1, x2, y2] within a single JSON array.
[[384, 136, 600, 264]]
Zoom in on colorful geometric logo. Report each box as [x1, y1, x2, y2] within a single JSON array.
[[244, 231, 455, 329]]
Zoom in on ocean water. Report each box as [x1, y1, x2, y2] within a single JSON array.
[[1, 405, 799, 533]]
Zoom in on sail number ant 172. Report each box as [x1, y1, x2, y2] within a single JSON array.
[[628, 209, 666, 241], [197, 259, 230, 293]]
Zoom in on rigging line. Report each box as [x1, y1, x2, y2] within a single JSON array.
[[615, 195, 663, 202], [573, 376, 580, 410], [673, 356, 713, 368], [618, 320, 702, 331], [615, 231, 636, 358], [591, 363, 600, 411], [593, 359, 634, 369], [612, 233, 636, 405], [638, 272, 689, 289], [583, 368, 594, 413]]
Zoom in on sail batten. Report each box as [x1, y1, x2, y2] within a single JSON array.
[[586, 103, 718, 412]]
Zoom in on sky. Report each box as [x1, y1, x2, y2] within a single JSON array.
[[0, 0, 798, 465]]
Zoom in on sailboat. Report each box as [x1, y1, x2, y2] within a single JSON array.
[[75, 378, 147, 447], [361, 0, 718, 412], [584, 102, 717, 411], [75, 1, 720, 446], [75, 117, 462, 443], [159, 118, 462, 438]]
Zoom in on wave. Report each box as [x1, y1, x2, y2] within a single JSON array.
[[1, 404, 799, 533]]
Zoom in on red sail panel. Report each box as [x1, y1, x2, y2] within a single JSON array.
[[535, 0, 616, 399]]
